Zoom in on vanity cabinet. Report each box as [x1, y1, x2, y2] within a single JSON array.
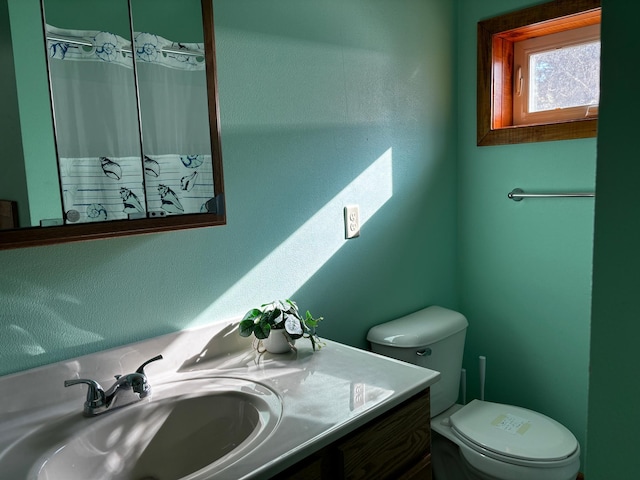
[[273, 388, 431, 480]]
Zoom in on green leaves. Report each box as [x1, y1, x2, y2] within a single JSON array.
[[238, 319, 256, 337], [238, 313, 272, 339], [239, 299, 324, 350], [242, 308, 263, 322], [304, 310, 322, 328], [253, 321, 271, 340]]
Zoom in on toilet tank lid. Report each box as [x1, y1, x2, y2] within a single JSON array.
[[366, 306, 468, 348]]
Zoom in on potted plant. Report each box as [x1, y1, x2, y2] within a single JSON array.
[[239, 299, 324, 353]]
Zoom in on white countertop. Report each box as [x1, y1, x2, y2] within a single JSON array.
[[0, 320, 440, 479]]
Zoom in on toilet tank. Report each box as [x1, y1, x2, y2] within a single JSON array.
[[367, 306, 468, 417]]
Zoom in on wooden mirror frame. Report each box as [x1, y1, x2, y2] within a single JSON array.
[[0, 0, 225, 250]]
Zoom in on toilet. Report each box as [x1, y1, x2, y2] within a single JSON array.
[[366, 306, 580, 480]]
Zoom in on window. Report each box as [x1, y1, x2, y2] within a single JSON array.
[[477, 0, 601, 146], [514, 24, 600, 125]]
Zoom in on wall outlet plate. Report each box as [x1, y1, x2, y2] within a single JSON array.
[[344, 205, 360, 239]]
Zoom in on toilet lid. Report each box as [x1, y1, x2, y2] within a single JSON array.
[[450, 400, 578, 462]]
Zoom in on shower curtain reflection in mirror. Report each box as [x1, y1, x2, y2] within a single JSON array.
[[47, 25, 215, 223], [134, 32, 215, 216], [47, 24, 146, 224]]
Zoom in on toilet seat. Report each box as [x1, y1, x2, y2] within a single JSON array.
[[449, 400, 579, 466]]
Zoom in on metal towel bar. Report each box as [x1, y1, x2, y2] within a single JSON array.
[[508, 188, 595, 201]]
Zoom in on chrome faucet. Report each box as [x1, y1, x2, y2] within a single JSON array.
[[65, 354, 163, 416]]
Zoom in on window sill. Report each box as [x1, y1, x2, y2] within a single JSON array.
[[477, 118, 597, 147]]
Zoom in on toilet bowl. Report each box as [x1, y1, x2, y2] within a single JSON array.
[[432, 402, 580, 480], [367, 306, 580, 480]]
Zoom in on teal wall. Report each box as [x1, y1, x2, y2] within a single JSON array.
[[7, 0, 61, 226], [586, 0, 640, 478], [43, 0, 204, 42], [456, 0, 595, 467], [42, 0, 131, 36], [131, 0, 204, 41], [0, 0, 458, 373], [0, 0, 29, 227]]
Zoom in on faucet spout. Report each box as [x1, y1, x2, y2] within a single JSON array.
[[102, 372, 150, 411]]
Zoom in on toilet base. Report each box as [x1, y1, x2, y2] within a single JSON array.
[[432, 431, 497, 480]]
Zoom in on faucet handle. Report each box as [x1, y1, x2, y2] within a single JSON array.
[[135, 354, 163, 375], [131, 354, 163, 397], [64, 378, 106, 411]]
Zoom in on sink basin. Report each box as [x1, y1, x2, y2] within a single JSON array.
[[1, 377, 281, 480]]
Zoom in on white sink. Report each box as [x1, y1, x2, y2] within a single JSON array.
[[1, 377, 282, 480], [0, 323, 441, 480]]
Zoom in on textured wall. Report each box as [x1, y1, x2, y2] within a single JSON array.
[[0, 0, 458, 375]]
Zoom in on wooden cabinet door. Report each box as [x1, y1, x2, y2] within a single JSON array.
[[272, 389, 431, 480], [337, 390, 431, 480]]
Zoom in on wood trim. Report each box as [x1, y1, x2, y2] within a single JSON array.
[[202, 0, 226, 198], [478, 119, 598, 146], [0, 213, 225, 250], [490, 35, 513, 129], [480, 0, 601, 38], [498, 9, 601, 42], [477, 0, 601, 146], [477, 21, 494, 142]]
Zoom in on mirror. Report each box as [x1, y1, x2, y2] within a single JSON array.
[[0, 0, 224, 249], [132, 0, 216, 218], [45, 0, 144, 224], [1, 0, 62, 230]]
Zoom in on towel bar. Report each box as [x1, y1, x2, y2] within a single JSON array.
[[508, 188, 595, 201]]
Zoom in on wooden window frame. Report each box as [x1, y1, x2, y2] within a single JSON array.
[[477, 0, 601, 146]]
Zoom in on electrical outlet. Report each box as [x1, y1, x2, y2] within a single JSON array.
[[344, 205, 360, 239], [350, 382, 366, 410]]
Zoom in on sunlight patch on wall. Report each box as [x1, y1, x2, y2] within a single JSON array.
[[193, 148, 394, 323]]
